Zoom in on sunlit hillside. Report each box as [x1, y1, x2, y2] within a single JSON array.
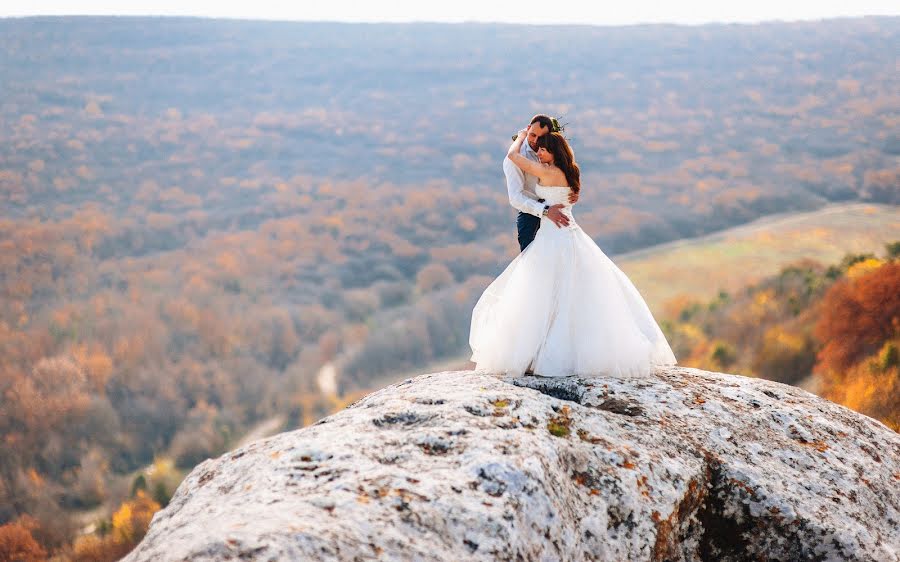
[[616, 202, 900, 313], [664, 243, 900, 432]]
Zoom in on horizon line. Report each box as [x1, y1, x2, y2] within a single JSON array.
[[1, 13, 898, 28]]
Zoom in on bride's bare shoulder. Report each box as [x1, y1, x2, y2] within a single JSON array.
[[537, 168, 570, 188]]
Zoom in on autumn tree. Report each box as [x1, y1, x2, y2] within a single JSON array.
[[751, 325, 817, 384], [819, 341, 900, 431], [814, 262, 900, 373], [0, 516, 46, 562], [415, 263, 454, 294]]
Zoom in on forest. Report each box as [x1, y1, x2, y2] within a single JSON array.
[[666, 244, 900, 431], [0, 15, 898, 560]]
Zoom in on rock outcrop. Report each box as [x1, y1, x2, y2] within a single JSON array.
[[123, 367, 900, 561]]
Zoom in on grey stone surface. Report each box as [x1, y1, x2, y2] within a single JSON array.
[[123, 367, 900, 561]]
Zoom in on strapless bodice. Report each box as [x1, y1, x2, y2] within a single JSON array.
[[535, 184, 572, 207], [535, 185, 578, 229]]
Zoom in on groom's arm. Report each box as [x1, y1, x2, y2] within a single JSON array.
[[503, 148, 545, 217]]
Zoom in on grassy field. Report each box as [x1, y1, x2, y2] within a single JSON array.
[[613, 202, 900, 315]]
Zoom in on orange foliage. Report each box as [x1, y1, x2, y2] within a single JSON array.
[[72, 533, 129, 562], [819, 342, 900, 431], [0, 516, 47, 562], [814, 263, 900, 373], [751, 325, 816, 384], [72, 490, 160, 561], [415, 263, 454, 294], [12, 355, 93, 435], [111, 489, 160, 544], [72, 344, 114, 392], [661, 294, 699, 321]]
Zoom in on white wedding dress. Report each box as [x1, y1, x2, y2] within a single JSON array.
[[469, 184, 677, 378]]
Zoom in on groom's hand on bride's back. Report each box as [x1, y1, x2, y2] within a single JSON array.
[[568, 190, 579, 205]]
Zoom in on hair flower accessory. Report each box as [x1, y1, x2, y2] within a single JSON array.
[[511, 116, 568, 140]]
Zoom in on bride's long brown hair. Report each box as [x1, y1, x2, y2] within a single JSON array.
[[536, 132, 580, 194]]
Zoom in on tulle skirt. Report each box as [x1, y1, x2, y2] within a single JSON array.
[[469, 221, 677, 378]]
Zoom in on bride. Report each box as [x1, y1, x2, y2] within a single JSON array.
[[469, 127, 677, 377]]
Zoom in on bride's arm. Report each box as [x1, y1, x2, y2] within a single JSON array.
[[507, 129, 547, 179]]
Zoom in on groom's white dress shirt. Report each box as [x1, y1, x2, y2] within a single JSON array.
[[503, 140, 545, 217]]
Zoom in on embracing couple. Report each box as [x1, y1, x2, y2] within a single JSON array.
[[468, 114, 678, 378]]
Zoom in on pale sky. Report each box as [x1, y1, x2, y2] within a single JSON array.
[[2, 1, 898, 26]]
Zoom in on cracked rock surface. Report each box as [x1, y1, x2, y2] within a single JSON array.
[[123, 367, 900, 561]]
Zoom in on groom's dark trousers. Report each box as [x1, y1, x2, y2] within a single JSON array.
[[517, 211, 541, 252]]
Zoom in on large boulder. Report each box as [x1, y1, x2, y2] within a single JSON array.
[[123, 367, 900, 561]]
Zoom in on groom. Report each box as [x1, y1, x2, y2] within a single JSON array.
[[504, 114, 579, 251]]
